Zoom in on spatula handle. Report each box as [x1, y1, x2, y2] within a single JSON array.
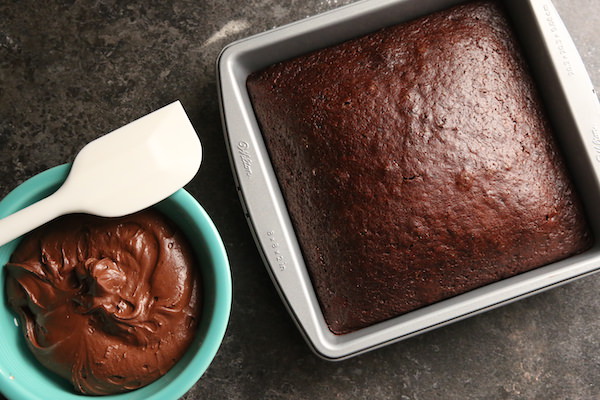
[[0, 190, 70, 246]]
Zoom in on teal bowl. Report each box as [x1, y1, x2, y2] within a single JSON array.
[[0, 164, 232, 400]]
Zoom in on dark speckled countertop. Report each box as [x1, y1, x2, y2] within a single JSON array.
[[0, 1, 598, 399]]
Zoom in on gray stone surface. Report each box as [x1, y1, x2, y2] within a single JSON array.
[[0, 0, 598, 399]]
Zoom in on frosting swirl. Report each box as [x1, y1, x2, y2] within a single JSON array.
[[6, 210, 201, 395]]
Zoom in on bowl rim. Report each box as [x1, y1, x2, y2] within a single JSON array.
[[0, 164, 232, 400]]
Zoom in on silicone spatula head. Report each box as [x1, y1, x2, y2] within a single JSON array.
[[0, 101, 202, 246]]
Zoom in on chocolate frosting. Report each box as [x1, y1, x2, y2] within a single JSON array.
[[6, 210, 202, 395]]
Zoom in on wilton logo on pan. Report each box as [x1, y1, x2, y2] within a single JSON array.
[[591, 125, 600, 163], [237, 141, 253, 177]]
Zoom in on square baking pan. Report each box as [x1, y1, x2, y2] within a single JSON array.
[[217, 0, 600, 360]]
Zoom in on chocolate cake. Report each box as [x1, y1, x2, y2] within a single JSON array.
[[246, 0, 592, 334]]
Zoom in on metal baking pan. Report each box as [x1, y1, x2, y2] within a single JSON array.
[[217, 0, 600, 360]]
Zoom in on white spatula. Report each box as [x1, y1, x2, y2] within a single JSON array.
[[0, 101, 202, 246]]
